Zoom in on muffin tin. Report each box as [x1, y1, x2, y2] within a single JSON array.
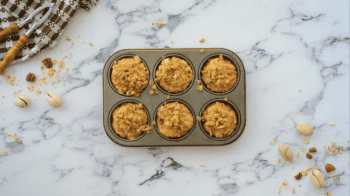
[[103, 48, 246, 147]]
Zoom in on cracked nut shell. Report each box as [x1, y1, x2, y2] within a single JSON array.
[[46, 92, 62, 107], [279, 144, 293, 162], [310, 170, 325, 188], [15, 95, 29, 107], [296, 122, 313, 136]]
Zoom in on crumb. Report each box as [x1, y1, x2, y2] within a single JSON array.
[[3, 151, 7, 156], [48, 69, 56, 77], [331, 142, 336, 147], [325, 164, 335, 173], [199, 38, 205, 43], [231, 185, 235, 189], [306, 153, 312, 159], [298, 184, 301, 187], [27, 145, 30, 146], [196, 116, 202, 121], [302, 171, 307, 176], [200, 49, 205, 53], [152, 85, 157, 90], [339, 150, 343, 154], [347, 140, 349, 143], [66, 36, 71, 41], [278, 190, 281, 194], [152, 23, 154, 25], [36, 90, 41, 94], [199, 165, 207, 167], [166, 95, 170, 99], [197, 85, 204, 91], [306, 167, 312, 172], [65, 68, 70, 72], [149, 81, 154, 87], [296, 152, 300, 158], [89, 43, 94, 47], [6, 133, 19, 141], [63, 83, 66, 86], [292, 189, 296, 194], [278, 159, 281, 163], [323, 192, 327, 194], [315, 166, 319, 169], [154, 90, 159, 95], [304, 141, 309, 144], [197, 80, 201, 84], [334, 177, 337, 181], [28, 85, 34, 91], [323, 144, 326, 147], [170, 41, 174, 44], [299, 90, 301, 92], [151, 121, 156, 125], [269, 141, 275, 145], [283, 181, 288, 186], [309, 147, 317, 153], [295, 172, 302, 180], [328, 193, 332, 196], [224, 97, 228, 101], [72, 42, 75, 46], [278, 186, 282, 189], [329, 123, 335, 126], [339, 145, 343, 148], [149, 90, 155, 95], [41, 66, 45, 70], [347, 162, 349, 165], [1, 117, 4, 120], [158, 23, 163, 28]]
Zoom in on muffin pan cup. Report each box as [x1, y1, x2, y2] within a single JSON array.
[[103, 48, 246, 147]]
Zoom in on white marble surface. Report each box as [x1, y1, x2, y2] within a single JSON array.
[[1, 0, 349, 195]]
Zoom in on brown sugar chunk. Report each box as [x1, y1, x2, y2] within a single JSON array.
[[26, 73, 36, 82], [156, 102, 193, 137], [202, 102, 237, 138], [155, 57, 193, 93], [309, 147, 317, 153], [111, 56, 149, 97], [201, 55, 237, 93], [42, 58, 53, 69], [325, 164, 335, 173], [111, 103, 151, 140], [306, 153, 313, 159], [295, 172, 302, 180]]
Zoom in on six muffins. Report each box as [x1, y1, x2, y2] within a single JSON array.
[[201, 55, 238, 93], [111, 56, 149, 97], [156, 102, 194, 137], [112, 103, 151, 140], [202, 102, 237, 138], [155, 57, 193, 93]]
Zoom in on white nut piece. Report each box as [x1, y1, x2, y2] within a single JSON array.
[[310, 170, 325, 188], [15, 95, 30, 107], [296, 122, 313, 136], [46, 92, 62, 107], [278, 144, 293, 162]]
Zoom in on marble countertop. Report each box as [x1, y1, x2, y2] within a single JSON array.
[[1, 0, 349, 195]]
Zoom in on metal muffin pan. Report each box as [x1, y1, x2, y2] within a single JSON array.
[[103, 48, 246, 147]]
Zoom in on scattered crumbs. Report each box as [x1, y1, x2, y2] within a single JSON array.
[[199, 165, 207, 167], [278, 190, 281, 194], [197, 85, 204, 91], [63, 83, 66, 86], [3, 151, 7, 156], [151, 121, 156, 125], [72, 42, 75, 46], [197, 80, 201, 84], [304, 141, 309, 144], [41, 66, 45, 70], [278, 159, 281, 163], [299, 90, 301, 93], [224, 97, 228, 101], [200, 49, 205, 53], [36, 89, 41, 94], [196, 116, 202, 121], [166, 95, 170, 99], [66, 36, 71, 41], [292, 189, 296, 194], [331, 142, 336, 147], [6, 133, 19, 141], [158, 23, 163, 28], [65, 68, 70, 72], [89, 43, 94, 47], [329, 123, 335, 126], [231, 185, 236, 189], [334, 177, 337, 181], [170, 41, 174, 44], [269, 141, 275, 145], [149, 90, 155, 95], [296, 152, 300, 158], [199, 38, 205, 43], [28, 85, 34, 91]]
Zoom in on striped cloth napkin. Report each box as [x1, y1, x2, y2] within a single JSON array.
[[0, 0, 98, 65]]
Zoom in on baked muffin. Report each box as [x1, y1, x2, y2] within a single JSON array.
[[156, 102, 194, 137], [112, 103, 151, 140], [111, 56, 149, 97], [155, 57, 193, 93], [202, 102, 237, 138], [201, 55, 237, 92]]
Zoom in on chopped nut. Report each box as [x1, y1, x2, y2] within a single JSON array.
[[329, 123, 335, 126], [151, 121, 156, 125], [334, 177, 337, 181], [26, 73, 36, 82], [200, 49, 205, 53], [306, 153, 313, 159], [158, 23, 163, 28], [296, 152, 300, 157], [199, 38, 205, 42], [304, 141, 309, 144], [89, 43, 94, 47], [3, 151, 7, 156], [197, 85, 204, 91], [295, 172, 302, 180], [170, 41, 174, 44], [42, 58, 53, 69], [269, 141, 275, 145], [309, 147, 317, 153], [325, 164, 335, 173]]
